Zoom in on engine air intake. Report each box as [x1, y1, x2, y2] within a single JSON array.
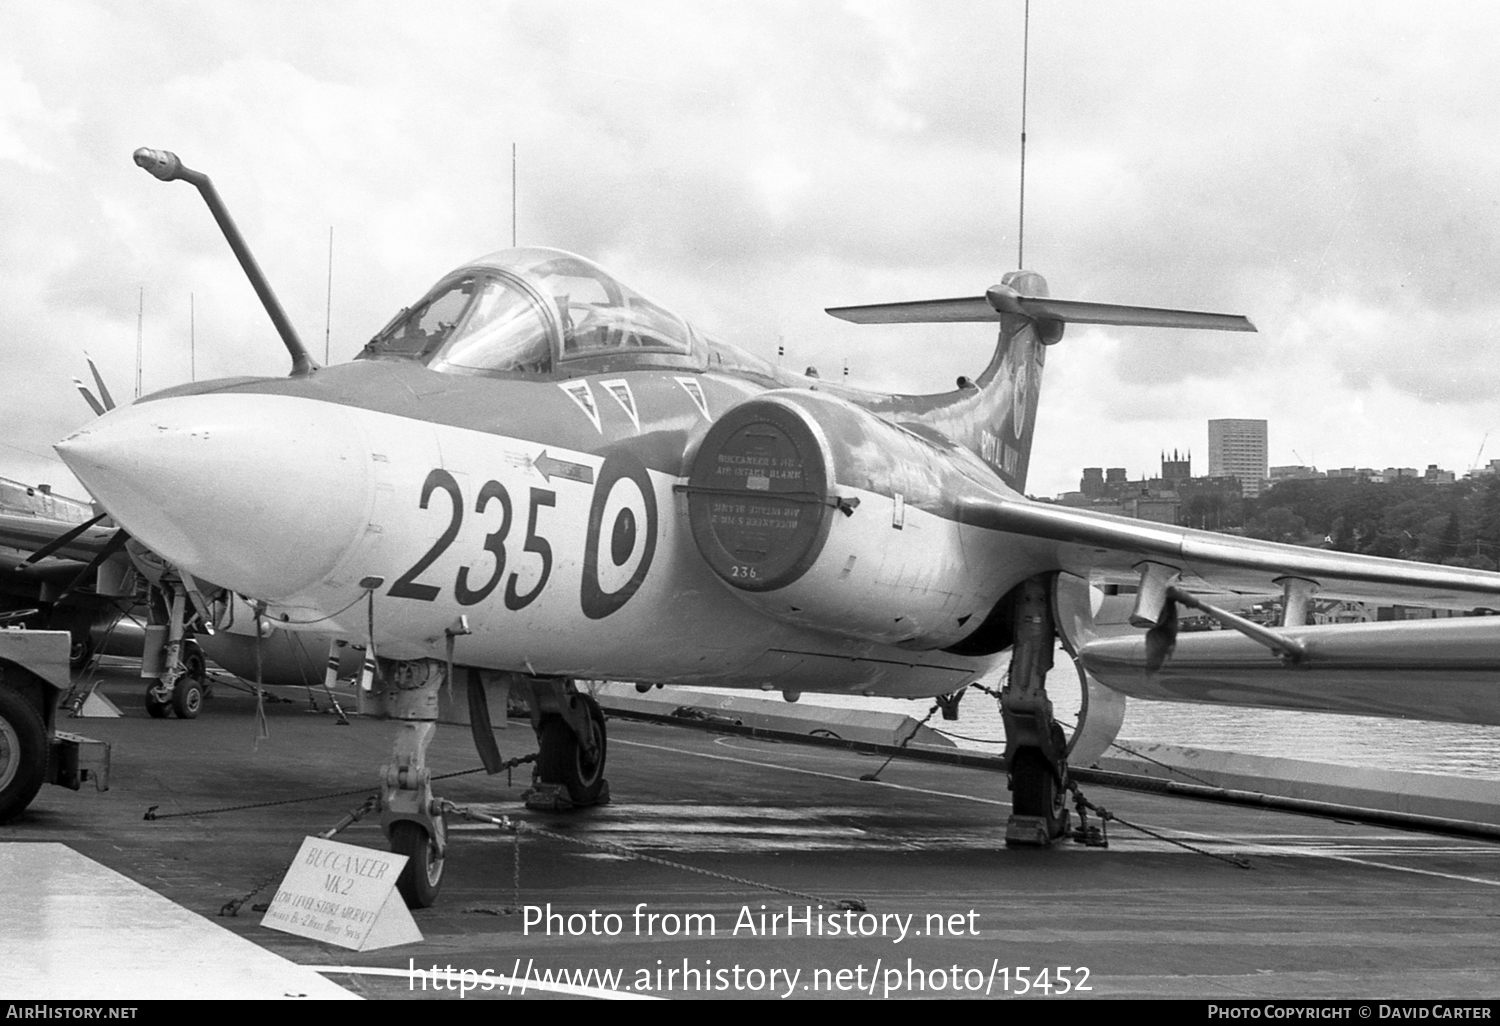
[[685, 399, 835, 592]]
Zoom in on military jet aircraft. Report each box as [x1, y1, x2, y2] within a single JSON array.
[[0, 474, 133, 671], [53, 148, 1500, 907]]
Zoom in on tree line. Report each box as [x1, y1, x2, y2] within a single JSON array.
[[1239, 477, 1500, 570]]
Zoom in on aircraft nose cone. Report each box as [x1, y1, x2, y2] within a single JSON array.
[[56, 392, 371, 600]]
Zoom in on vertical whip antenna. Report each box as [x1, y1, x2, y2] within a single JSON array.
[[325, 225, 334, 365], [1017, 0, 1030, 269], [135, 287, 143, 399], [512, 143, 518, 248]]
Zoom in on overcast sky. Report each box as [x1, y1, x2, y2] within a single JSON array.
[[4, 0, 1499, 500]]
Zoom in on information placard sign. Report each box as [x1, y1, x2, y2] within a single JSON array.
[[261, 836, 422, 951]]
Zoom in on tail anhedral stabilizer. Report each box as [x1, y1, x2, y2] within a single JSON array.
[[828, 273, 1254, 494]]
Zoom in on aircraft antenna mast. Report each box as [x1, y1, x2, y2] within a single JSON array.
[[1017, 0, 1030, 269], [325, 226, 334, 365], [512, 143, 518, 247], [190, 292, 195, 383], [135, 287, 143, 399]]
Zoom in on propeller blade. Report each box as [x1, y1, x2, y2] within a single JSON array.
[[72, 378, 107, 417], [53, 528, 130, 604], [87, 355, 117, 411], [25, 512, 109, 564]]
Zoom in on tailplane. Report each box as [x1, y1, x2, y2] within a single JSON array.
[[827, 274, 1254, 492]]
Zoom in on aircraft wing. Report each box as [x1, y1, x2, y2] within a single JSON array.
[[962, 496, 1500, 606], [1074, 616, 1500, 726], [0, 512, 117, 565]]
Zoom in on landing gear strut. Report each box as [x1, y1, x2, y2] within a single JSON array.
[[374, 658, 447, 909], [1001, 573, 1071, 846]]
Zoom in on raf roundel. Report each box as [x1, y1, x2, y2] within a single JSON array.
[[580, 450, 659, 620]]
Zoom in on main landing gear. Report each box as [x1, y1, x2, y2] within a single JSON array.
[[368, 662, 609, 908], [512, 678, 609, 810], [1000, 574, 1072, 846]]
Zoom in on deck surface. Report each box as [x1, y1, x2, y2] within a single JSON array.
[[3, 668, 1498, 1000]]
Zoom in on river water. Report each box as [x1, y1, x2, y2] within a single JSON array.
[[718, 652, 1500, 782]]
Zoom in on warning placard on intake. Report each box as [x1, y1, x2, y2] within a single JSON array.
[[260, 836, 422, 951]]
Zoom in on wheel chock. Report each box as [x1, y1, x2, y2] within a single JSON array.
[[523, 783, 574, 812], [523, 779, 610, 812], [1004, 809, 1070, 848], [1005, 815, 1054, 847], [77, 691, 123, 718]]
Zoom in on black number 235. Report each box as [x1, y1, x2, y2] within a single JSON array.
[[388, 468, 555, 609]]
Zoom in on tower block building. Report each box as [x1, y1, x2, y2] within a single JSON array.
[[1208, 419, 1268, 498]]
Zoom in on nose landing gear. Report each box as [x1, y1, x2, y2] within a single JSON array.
[[374, 660, 448, 909], [144, 639, 207, 719], [364, 664, 611, 908]]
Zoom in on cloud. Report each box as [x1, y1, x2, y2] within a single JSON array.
[[1, 0, 1498, 504]]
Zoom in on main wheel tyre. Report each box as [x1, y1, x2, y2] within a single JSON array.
[[535, 696, 607, 805], [390, 820, 444, 908], [1009, 747, 1066, 836], [0, 686, 48, 825]]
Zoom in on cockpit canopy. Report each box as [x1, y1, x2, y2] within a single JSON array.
[[360, 248, 701, 377]]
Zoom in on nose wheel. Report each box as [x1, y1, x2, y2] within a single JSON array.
[[389, 819, 445, 908], [145, 641, 208, 719]]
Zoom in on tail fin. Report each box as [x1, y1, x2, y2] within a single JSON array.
[[827, 272, 1255, 493]]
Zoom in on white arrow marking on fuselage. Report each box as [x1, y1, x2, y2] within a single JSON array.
[[600, 379, 640, 431], [675, 376, 710, 420], [559, 380, 602, 433]]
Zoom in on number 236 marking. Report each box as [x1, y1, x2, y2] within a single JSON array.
[[388, 469, 555, 609]]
